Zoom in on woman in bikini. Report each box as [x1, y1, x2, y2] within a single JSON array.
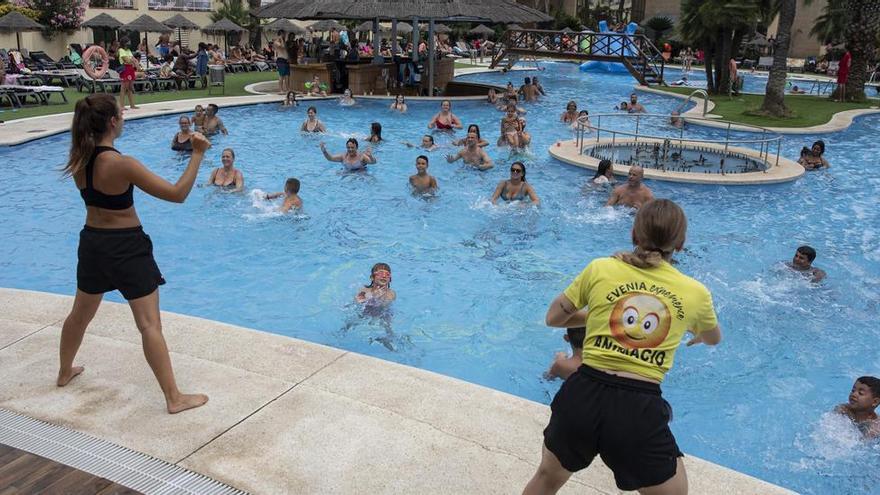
[[320, 138, 376, 171], [427, 100, 462, 130], [301, 106, 327, 133], [207, 148, 244, 192], [171, 116, 194, 152], [561, 100, 578, 124], [390, 94, 407, 112], [491, 161, 539, 205]]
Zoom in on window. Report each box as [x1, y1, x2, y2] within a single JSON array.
[[147, 0, 212, 11]]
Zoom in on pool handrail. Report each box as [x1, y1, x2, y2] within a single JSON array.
[[680, 89, 709, 116]]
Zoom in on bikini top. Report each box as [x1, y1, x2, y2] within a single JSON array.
[[80, 146, 134, 210], [503, 181, 527, 200], [172, 133, 193, 151]]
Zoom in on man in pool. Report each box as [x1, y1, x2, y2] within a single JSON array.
[[446, 132, 494, 170], [545, 327, 585, 381], [532, 76, 547, 95], [409, 155, 438, 193], [627, 93, 646, 113], [607, 166, 654, 209], [787, 245, 826, 282], [519, 77, 540, 102], [834, 376, 880, 439]]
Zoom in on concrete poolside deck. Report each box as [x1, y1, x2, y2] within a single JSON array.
[[0, 288, 795, 494]]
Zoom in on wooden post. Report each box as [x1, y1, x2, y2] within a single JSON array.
[[428, 19, 436, 96], [391, 19, 398, 55], [372, 17, 381, 64]]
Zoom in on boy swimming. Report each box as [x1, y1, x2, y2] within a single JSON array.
[[545, 327, 585, 380], [265, 178, 302, 212], [834, 376, 880, 439]]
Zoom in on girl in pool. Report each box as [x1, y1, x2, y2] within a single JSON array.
[[491, 161, 540, 205], [487, 88, 500, 105], [523, 199, 721, 495], [58, 93, 209, 414], [355, 263, 396, 306], [320, 138, 376, 171], [427, 100, 463, 130], [591, 159, 616, 185], [171, 115, 194, 152], [301, 106, 327, 133], [574, 110, 590, 130], [367, 122, 383, 143], [339, 88, 356, 106], [798, 140, 830, 170], [561, 101, 578, 124], [390, 94, 407, 112], [281, 91, 298, 107], [192, 104, 206, 133], [207, 148, 244, 191], [499, 104, 523, 148], [452, 124, 490, 147]]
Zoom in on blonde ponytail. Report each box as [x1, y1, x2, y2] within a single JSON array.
[[614, 199, 687, 268]]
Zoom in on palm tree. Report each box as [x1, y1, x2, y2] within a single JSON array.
[[838, 0, 880, 102], [810, 2, 847, 45], [759, 0, 797, 116]]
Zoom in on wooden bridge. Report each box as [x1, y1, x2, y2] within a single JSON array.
[[490, 29, 667, 86]]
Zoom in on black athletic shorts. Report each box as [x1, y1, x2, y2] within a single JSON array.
[[77, 225, 165, 300], [543, 365, 682, 491]]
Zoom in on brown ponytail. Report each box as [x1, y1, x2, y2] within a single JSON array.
[[614, 199, 687, 268], [63, 94, 118, 178]]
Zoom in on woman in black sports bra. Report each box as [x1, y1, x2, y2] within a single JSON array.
[[58, 93, 210, 415]]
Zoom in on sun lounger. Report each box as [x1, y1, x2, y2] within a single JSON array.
[[75, 68, 121, 93], [826, 61, 839, 76], [786, 58, 805, 73], [0, 84, 67, 105], [107, 70, 153, 92]]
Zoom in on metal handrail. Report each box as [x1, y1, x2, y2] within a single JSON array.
[[678, 89, 709, 116], [576, 113, 784, 169]]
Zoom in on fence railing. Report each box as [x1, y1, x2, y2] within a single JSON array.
[[576, 113, 784, 170]]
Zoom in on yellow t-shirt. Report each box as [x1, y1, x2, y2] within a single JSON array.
[[118, 48, 133, 65], [563, 257, 718, 382]]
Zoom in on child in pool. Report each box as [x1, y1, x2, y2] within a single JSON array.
[[545, 327, 585, 380], [834, 376, 880, 439], [355, 263, 396, 306], [192, 104, 206, 132], [264, 178, 302, 212]]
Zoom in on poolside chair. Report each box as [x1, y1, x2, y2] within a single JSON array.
[[75, 68, 121, 93], [29, 51, 62, 70], [786, 58, 805, 73], [107, 69, 153, 93], [827, 61, 839, 77]]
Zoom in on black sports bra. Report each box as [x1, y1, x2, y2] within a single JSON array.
[[79, 146, 134, 210]]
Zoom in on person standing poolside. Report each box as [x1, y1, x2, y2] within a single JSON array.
[[117, 37, 138, 110], [195, 42, 209, 89], [835, 49, 851, 102], [58, 94, 210, 414], [320, 138, 376, 171], [171, 116, 194, 152], [202, 104, 228, 136], [491, 161, 539, 205], [409, 155, 438, 193], [301, 106, 327, 133], [265, 177, 302, 212], [390, 94, 407, 112], [274, 30, 290, 95], [446, 132, 493, 170], [428, 100, 463, 130], [208, 148, 244, 192], [607, 166, 654, 209], [523, 199, 722, 495], [787, 245, 826, 283]]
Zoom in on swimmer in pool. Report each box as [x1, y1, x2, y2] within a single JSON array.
[[561, 101, 578, 124], [451, 124, 490, 147], [207, 148, 244, 192], [281, 91, 298, 107], [409, 155, 438, 193], [264, 177, 302, 212], [574, 110, 590, 130], [499, 104, 523, 148], [405, 134, 439, 151], [390, 94, 407, 112], [790, 85, 806, 94], [320, 138, 376, 171], [591, 159, 616, 185], [670, 110, 685, 128], [627, 93, 646, 113], [367, 122, 382, 143], [797, 140, 830, 170], [834, 376, 880, 439], [428, 100, 462, 130], [339, 88, 356, 106], [301, 106, 327, 133], [545, 327, 585, 380], [786, 245, 826, 282], [491, 161, 539, 205], [355, 263, 396, 305], [202, 104, 228, 136], [446, 132, 493, 170], [606, 165, 653, 209], [192, 104, 206, 133]]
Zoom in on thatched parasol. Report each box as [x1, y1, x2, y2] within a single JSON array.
[[420, 22, 450, 33], [83, 13, 123, 29], [506, 23, 523, 31], [202, 18, 247, 55], [308, 19, 344, 32], [0, 11, 44, 51], [355, 21, 412, 33], [163, 14, 200, 47], [469, 24, 495, 36], [265, 18, 308, 35], [121, 14, 172, 63], [257, 0, 552, 23]]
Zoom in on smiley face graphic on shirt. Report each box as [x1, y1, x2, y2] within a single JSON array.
[[609, 292, 672, 349]]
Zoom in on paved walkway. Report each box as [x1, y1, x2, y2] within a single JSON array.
[[0, 288, 795, 494]]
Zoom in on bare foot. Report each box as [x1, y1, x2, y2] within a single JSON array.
[[130, 105, 139, 110], [167, 393, 209, 414], [57, 366, 84, 386]]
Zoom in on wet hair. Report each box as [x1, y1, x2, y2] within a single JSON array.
[[416, 154, 429, 165], [467, 124, 481, 140], [207, 103, 219, 114], [285, 177, 300, 194], [578, 110, 589, 117], [614, 199, 687, 268], [423, 134, 435, 145], [857, 376, 880, 398], [307, 106, 317, 114], [64, 94, 119, 178], [286, 91, 296, 101], [179, 115, 191, 124], [566, 100, 577, 109], [222, 147, 235, 159], [593, 159, 612, 180], [366, 262, 392, 288], [441, 99, 451, 108], [811, 140, 825, 155], [370, 122, 382, 141], [567, 327, 586, 349], [511, 161, 526, 181], [346, 137, 359, 148], [524, 77, 531, 83], [796, 245, 817, 262]]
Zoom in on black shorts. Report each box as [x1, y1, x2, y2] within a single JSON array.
[[77, 225, 165, 300], [543, 365, 682, 491]]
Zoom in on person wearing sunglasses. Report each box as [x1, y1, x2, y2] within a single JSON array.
[[491, 161, 540, 205]]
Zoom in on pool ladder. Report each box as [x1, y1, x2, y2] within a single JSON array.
[[678, 89, 709, 116]]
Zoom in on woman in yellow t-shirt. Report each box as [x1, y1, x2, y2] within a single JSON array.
[[116, 37, 138, 110], [524, 199, 722, 495]]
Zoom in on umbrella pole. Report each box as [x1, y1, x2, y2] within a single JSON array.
[[411, 17, 418, 63], [178, 27, 182, 48], [17, 32, 21, 51], [372, 17, 381, 64], [225, 31, 229, 59], [428, 20, 435, 97]]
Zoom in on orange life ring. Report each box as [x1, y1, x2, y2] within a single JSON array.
[[83, 45, 109, 79]]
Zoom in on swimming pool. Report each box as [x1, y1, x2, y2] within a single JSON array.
[[1, 62, 878, 494]]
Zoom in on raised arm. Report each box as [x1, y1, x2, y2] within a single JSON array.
[[446, 151, 462, 163], [320, 143, 342, 162], [124, 134, 210, 203], [362, 148, 377, 165], [545, 293, 589, 328]]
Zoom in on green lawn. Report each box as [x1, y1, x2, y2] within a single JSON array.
[[0, 71, 279, 121], [657, 86, 876, 128]]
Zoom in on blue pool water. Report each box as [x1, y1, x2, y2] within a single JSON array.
[[2, 62, 879, 494]]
